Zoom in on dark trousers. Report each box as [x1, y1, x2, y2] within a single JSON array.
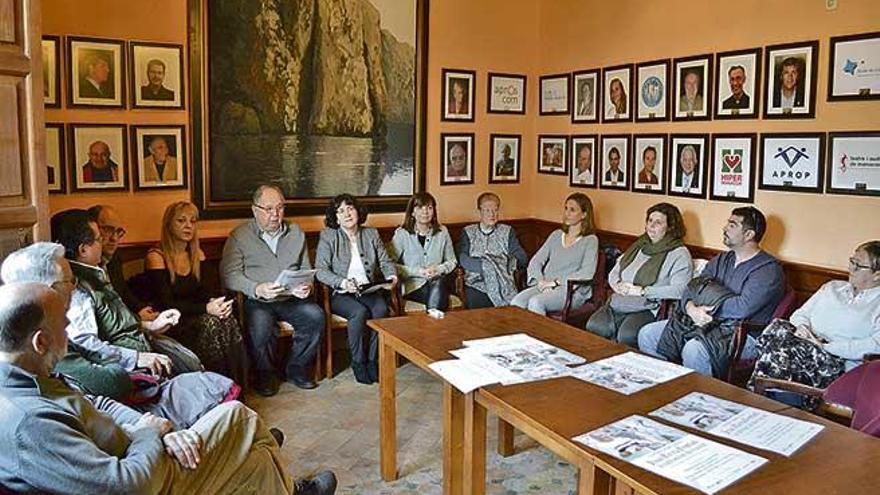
[[585, 303, 656, 348], [464, 287, 495, 309], [243, 297, 324, 378], [408, 275, 450, 311], [331, 292, 388, 364]]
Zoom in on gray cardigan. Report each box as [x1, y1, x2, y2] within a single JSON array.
[[315, 227, 397, 289], [527, 230, 599, 287], [388, 225, 457, 294], [221, 219, 312, 299]]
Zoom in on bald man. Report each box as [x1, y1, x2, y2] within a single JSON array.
[[81, 141, 119, 183]]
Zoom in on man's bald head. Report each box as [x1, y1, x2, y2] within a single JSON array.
[[0, 283, 62, 354]]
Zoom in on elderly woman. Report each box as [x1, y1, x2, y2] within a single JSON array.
[[749, 241, 880, 401], [511, 192, 599, 315], [457, 192, 528, 308], [585, 203, 693, 347], [316, 194, 397, 385], [389, 192, 457, 311]]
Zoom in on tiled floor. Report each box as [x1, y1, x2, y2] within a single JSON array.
[[248, 364, 578, 494]]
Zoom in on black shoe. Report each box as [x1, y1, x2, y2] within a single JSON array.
[[286, 366, 317, 390], [253, 372, 280, 397], [269, 427, 284, 447], [293, 470, 337, 495], [352, 362, 372, 384], [367, 361, 379, 383]]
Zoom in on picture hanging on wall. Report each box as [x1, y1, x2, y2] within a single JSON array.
[[42, 35, 61, 108], [673, 54, 712, 121], [709, 133, 757, 203], [440, 133, 474, 185], [571, 69, 599, 123], [601, 64, 633, 123], [68, 123, 129, 192], [538, 134, 568, 175], [635, 60, 670, 122], [569, 135, 597, 188], [826, 131, 880, 197], [131, 125, 187, 190], [763, 40, 819, 119], [487, 73, 527, 114], [66, 36, 126, 109], [489, 134, 521, 184], [45, 123, 66, 193], [599, 134, 630, 190], [442, 68, 476, 122], [758, 132, 825, 193], [129, 41, 185, 109], [714, 48, 762, 120], [539, 73, 570, 115], [632, 134, 666, 194], [668, 134, 709, 198], [828, 32, 880, 101]]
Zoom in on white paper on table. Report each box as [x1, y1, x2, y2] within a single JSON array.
[[428, 359, 502, 393], [450, 345, 572, 385], [273, 269, 318, 294], [569, 351, 692, 395], [574, 415, 767, 495], [650, 392, 825, 456], [462, 332, 587, 366]]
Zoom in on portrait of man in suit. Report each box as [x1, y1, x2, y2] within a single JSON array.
[[81, 140, 119, 183], [140, 59, 175, 101], [573, 143, 594, 184], [722, 65, 751, 110], [494, 143, 515, 177], [678, 69, 703, 113], [604, 146, 624, 184], [447, 78, 470, 116], [77, 51, 114, 99], [576, 78, 595, 117], [675, 144, 700, 192], [142, 135, 178, 183], [772, 56, 805, 110]]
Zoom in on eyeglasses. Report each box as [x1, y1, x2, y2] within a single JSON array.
[[99, 225, 126, 240], [849, 257, 874, 272], [254, 203, 285, 215]]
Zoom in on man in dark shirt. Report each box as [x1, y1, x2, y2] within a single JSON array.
[[721, 65, 751, 110], [140, 59, 175, 101]]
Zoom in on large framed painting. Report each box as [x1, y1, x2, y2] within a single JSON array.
[[189, 0, 429, 218]]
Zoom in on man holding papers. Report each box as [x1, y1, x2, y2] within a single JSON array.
[[221, 184, 325, 396]]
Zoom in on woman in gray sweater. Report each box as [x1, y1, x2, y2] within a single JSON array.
[[585, 203, 693, 347], [512, 193, 599, 315], [315, 194, 397, 384]]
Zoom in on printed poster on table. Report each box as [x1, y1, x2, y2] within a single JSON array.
[[569, 351, 692, 395]]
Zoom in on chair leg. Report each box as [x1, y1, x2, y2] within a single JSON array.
[[324, 323, 334, 379]]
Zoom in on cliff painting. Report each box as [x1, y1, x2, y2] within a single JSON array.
[[207, 0, 418, 201]]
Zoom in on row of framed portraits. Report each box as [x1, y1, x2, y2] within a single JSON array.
[[45, 123, 188, 194], [42, 35, 185, 109], [439, 130, 880, 200]]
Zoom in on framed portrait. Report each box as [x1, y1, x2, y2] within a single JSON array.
[[710, 134, 757, 203], [599, 134, 630, 190], [635, 60, 669, 122], [68, 123, 128, 192], [487, 73, 526, 114], [763, 40, 819, 119], [45, 123, 66, 193], [539, 73, 570, 115], [668, 134, 709, 198], [826, 131, 880, 197], [601, 64, 633, 123], [66, 36, 125, 108], [131, 125, 187, 190], [538, 135, 568, 175], [129, 41, 184, 109], [442, 68, 476, 122], [571, 69, 599, 123], [489, 134, 521, 184], [42, 35, 61, 108], [714, 48, 761, 120], [632, 134, 666, 194], [440, 133, 474, 185], [569, 135, 597, 188], [673, 54, 712, 121], [758, 132, 825, 193], [828, 32, 880, 101]]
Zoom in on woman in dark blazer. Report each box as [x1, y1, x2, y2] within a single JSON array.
[[315, 194, 397, 384]]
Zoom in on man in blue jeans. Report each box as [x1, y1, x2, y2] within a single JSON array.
[[221, 184, 324, 396], [638, 207, 784, 376]]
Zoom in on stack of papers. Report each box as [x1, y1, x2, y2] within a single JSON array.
[[569, 351, 693, 395]]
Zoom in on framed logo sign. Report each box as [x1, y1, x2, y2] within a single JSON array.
[[759, 133, 825, 193], [710, 134, 756, 203], [826, 131, 880, 197]]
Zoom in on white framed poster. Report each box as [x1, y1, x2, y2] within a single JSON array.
[[828, 32, 880, 101], [826, 132, 880, 197], [487, 73, 526, 114], [635, 60, 669, 122], [710, 134, 756, 203], [759, 133, 825, 193]]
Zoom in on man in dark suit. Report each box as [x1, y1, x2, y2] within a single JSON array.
[[772, 57, 805, 110], [721, 65, 751, 110], [81, 141, 119, 183], [78, 52, 113, 99], [604, 147, 624, 184], [140, 59, 175, 101], [494, 144, 515, 176]]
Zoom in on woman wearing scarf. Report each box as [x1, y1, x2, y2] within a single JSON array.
[[585, 203, 693, 347]]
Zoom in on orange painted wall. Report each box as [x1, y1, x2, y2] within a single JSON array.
[[43, 0, 539, 242], [533, 0, 880, 270]]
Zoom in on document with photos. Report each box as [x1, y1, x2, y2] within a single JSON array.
[[273, 269, 318, 294], [569, 351, 692, 395], [461, 333, 587, 366], [450, 344, 573, 385], [650, 392, 824, 456], [574, 415, 767, 495], [428, 359, 503, 394]]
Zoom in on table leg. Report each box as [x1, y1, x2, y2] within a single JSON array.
[[379, 333, 397, 481], [463, 392, 487, 495], [577, 461, 612, 495], [442, 383, 465, 495], [496, 418, 515, 457]]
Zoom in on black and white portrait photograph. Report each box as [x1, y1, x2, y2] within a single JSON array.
[[487, 73, 526, 114], [572, 69, 599, 123], [710, 134, 757, 202], [130, 42, 185, 109], [633, 134, 666, 194], [538, 135, 568, 175], [635, 60, 669, 122], [540, 73, 570, 115], [569, 135, 597, 187], [600, 135, 630, 190], [68, 123, 128, 192], [763, 40, 818, 119], [45, 123, 65, 193], [602, 65, 633, 122], [714, 48, 761, 119], [673, 55, 712, 121], [67, 36, 125, 108], [759, 132, 825, 193], [440, 133, 474, 185], [131, 125, 187, 190], [489, 134, 521, 184], [42, 35, 61, 108], [442, 68, 476, 122], [668, 134, 708, 198], [828, 32, 880, 101]]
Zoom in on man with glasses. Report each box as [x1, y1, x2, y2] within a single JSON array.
[[89, 204, 159, 321], [221, 184, 324, 396]]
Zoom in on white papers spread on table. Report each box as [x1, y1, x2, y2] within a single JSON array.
[[569, 351, 692, 395], [650, 392, 824, 456], [461, 333, 587, 366], [449, 344, 572, 386], [427, 359, 502, 394], [573, 415, 767, 495], [273, 269, 318, 294]]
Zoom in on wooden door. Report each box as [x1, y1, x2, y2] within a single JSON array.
[[0, 0, 47, 260]]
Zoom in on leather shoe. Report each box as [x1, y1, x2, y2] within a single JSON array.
[[269, 427, 284, 447], [286, 367, 317, 390], [293, 470, 337, 495], [253, 372, 280, 397]]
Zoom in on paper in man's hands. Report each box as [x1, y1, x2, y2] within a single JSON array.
[[273, 269, 318, 295]]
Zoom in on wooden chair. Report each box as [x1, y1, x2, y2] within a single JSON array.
[[545, 245, 621, 328], [753, 375, 855, 426]]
